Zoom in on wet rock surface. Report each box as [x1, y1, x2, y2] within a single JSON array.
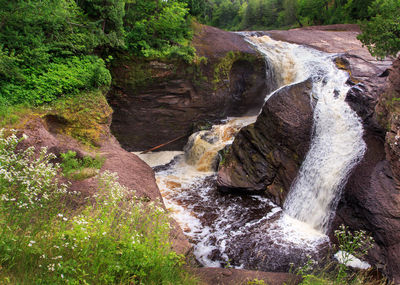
[[267, 24, 390, 100], [217, 25, 399, 282], [333, 55, 400, 283], [157, 169, 329, 272], [108, 24, 267, 151], [217, 79, 313, 205]]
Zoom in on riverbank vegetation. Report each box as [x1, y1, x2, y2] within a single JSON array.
[[0, 1, 399, 284], [0, 131, 196, 284], [1, 0, 398, 116]]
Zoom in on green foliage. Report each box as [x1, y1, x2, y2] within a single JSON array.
[[0, 130, 68, 220], [125, 1, 195, 62], [189, 0, 393, 36], [297, 0, 328, 25], [0, 131, 197, 284], [60, 150, 105, 180], [358, 0, 400, 59], [0, 0, 194, 108], [0, 0, 112, 107], [247, 278, 267, 285], [76, 0, 126, 48], [1, 56, 111, 105], [295, 225, 375, 285], [334, 225, 374, 283]]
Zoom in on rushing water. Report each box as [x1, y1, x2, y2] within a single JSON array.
[[136, 35, 366, 270], [246, 36, 366, 233]]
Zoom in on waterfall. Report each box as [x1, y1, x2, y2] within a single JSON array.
[[138, 35, 366, 269], [246, 36, 366, 233]]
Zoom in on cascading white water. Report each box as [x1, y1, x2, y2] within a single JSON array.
[[247, 36, 366, 233], [137, 35, 366, 268]]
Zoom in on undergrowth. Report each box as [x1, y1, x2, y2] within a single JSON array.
[[60, 150, 105, 180], [0, 130, 197, 284], [295, 225, 387, 285]]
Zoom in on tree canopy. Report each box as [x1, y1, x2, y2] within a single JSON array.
[[358, 0, 400, 58], [0, 0, 194, 107], [187, 0, 399, 58]]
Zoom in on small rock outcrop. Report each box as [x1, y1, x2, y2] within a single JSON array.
[[192, 268, 300, 285], [217, 79, 313, 205], [109, 24, 267, 151]]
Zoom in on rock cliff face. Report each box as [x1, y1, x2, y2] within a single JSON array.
[[109, 24, 267, 151], [217, 79, 313, 205], [333, 55, 400, 283], [216, 25, 400, 282]]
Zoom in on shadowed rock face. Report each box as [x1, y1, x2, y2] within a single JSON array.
[[108, 24, 267, 151], [216, 25, 399, 282], [333, 55, 400, 283], [217, 79, 313, 205]]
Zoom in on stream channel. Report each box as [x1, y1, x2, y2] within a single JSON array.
[[135, 34, 366, 272]]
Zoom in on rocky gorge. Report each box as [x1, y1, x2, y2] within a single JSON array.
[[109, 23, 400, 283], [214, 25, 400, 282], [13, 23, 400, 284]]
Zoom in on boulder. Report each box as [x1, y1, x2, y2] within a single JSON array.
[[217, 79, 313, 205], [108, 24, 268, 151]]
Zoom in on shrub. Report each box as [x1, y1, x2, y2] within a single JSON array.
[[60, 150, 105, 180], [0, 56, 111, 105], [0, 129, 68, 216], [296, 225, 376, 285]]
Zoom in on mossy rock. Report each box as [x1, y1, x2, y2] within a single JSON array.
[[45, 89, 113, 147]]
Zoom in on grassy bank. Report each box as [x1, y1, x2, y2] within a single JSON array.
[[0, 130, 198, 284]]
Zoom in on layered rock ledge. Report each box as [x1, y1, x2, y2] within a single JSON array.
[[108, 24, 268, 151]]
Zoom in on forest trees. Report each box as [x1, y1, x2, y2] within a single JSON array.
[[358, 0, 400, 58], [187, 0, 399, 58], [0, 0, 194, 108]]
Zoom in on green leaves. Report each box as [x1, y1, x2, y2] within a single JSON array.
[[1, 56, 111, 105], [125, 0, 194, 62], [0, 136, 193, 283], [358, 0, 400, 59], [0, 0, 195, 108]]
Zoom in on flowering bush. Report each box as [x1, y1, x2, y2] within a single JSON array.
[[0, 130, 194, 284], [334, 224, 374, 283], [0, 129, 68, 212], [35, 172, 185, 284], [297, 225, 375, 285]]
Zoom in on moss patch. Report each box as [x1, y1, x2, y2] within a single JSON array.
[[334, 57, 359, 84], [212, 51, 258, 90], [45, 89, 113, 147]]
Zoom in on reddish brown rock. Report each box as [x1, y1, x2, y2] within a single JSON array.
[[108, 24, 268, 151], [192, 268, 301, 285], [333, 57, 400, 283], [17, 115, 192, 256], [217, 79, 313, 205]]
